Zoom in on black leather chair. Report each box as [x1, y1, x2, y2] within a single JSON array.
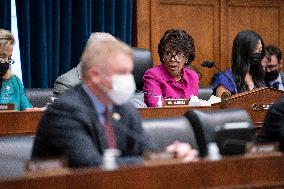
[[198, 86, 213, 100], [142, 116, 198, 150], [132, 47, 153, 91], [131, 47, 153, 108], [25, 88, 53, 108], [185, 108, 254, 157], [0, 135, 34, 178]]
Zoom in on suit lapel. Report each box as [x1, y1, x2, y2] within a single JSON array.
[[280, 72, 284, 86], [78, 86, 108, 153]]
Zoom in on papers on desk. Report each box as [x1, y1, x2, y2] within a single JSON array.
[[188, 95, 221, 106]]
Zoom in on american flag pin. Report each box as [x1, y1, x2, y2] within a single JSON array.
[[112, 112, 121, 121]]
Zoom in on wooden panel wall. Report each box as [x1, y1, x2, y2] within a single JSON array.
[[135, 0, 284, 86]]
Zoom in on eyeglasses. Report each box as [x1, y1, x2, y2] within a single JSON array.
[[0, 58, 15, 65], [163, 52, 185, 62], [265, 64, 279, 71]]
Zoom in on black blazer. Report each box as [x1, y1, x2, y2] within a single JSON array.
[[32, 85, 156, 167], [256, 96, 284, 151]]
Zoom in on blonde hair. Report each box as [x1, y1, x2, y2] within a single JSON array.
[[80, 39, 132, 81], [87, 32, 116, 45], [0, 29, 15, 80]]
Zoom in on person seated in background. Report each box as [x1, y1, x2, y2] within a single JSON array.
[[32, 39, 198, 168], [261, 45, 284, 90], [0, 29, 32, 110], [143, 28, 199, 107], [53, 32, 116, 97], [211, 30, 266, 97], [256, 96, 284, 151]]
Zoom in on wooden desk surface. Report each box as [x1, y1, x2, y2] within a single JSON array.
[[0, 110, 43, 136], [138, 106, 217, 119], [0, 153, 283, 189], [0, 106, 216, 136], [0, 105, 261, 136]]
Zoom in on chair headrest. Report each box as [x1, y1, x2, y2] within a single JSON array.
[[198, 86, 213, 100], [142, 116, 198, 150], [25, 88, 53, 107], [132, 47, 153, 91], [185, 108, 254, 157]]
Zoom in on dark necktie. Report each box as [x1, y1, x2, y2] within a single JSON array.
[[104, 107, 117, 149], [272, 81, 280, 89]]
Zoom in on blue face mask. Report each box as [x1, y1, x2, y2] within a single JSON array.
[[248, 53, 262, 66]]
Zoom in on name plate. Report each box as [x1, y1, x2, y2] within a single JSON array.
[[0, 103, 15, 110], [164, 99, 189, 106]]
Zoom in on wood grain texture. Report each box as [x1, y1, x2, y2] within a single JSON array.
[[0, 153, 283, 189], [136, 0, 284, 86], [0, 111, 43, 136]]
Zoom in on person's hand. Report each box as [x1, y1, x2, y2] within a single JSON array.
[[166, 141, 199, 162]]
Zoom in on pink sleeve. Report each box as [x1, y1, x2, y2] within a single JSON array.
[[192, 71, 199, 96], [143, 70, 162, 107], [186, 69, 199, 97]]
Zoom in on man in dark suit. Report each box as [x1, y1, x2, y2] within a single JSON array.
[[32, 39, 198, 168], [53, 32, 116, 97], [261, 45, 284, 90], [257, 96, 284, 151]]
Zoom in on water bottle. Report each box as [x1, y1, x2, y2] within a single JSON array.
[[102, 149, 120, 170], [156, 95, 162, 107], [207, 142, 221, 160]]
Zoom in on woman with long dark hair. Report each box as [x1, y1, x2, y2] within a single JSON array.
[[212, 30, 265, 97]]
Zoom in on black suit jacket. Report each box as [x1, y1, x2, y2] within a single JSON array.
[[264, 72, 284, 88], [32, 85, 156, 167], [257, 96, 284, 151], [280, 72, 284, 88]]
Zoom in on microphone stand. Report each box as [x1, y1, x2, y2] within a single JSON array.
[[211, 64, 238, 94], [212, 65, 233, 86]]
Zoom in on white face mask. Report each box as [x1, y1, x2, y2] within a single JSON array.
[[108, 74, 136, 105]]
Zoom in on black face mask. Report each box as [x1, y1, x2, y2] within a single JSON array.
[[248, 53, 262, 66], [0, 63, 10, 77], [265, 70, 279, 81]]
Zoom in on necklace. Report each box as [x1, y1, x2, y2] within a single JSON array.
[[176, 76, 182, 82]]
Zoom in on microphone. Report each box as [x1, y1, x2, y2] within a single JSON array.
[[201, 60, 214, 68], [201, 60, 237, 93]]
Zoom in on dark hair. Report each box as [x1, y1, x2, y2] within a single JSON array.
[[231, 30, 265, 92], [158, 28, 195, 66], [265, 44, 282, 62]]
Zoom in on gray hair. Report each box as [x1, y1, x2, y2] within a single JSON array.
[[86, 32, 116, 45], [80, 40, 132, 81]]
